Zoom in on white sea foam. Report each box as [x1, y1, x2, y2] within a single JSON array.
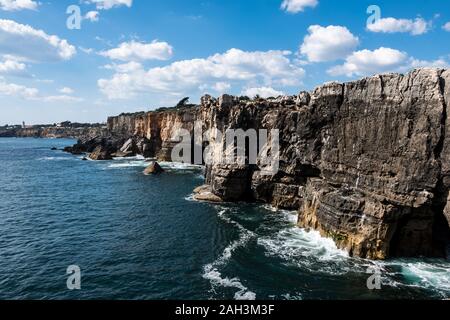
[[107, 161, 147, 169], [261, 204, 298, 224], [373, 260, 450, 297], [258, 227, 349, 275], [202, 208, 256, 300], [159, 162, 203, 171], [112, 155, 145, 161], [38, 156, 72, 161]]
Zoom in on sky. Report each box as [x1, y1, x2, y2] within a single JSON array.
[[0, 0, 449, 125]]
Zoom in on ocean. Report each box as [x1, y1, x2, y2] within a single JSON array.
[[0, 138, 449, 300]]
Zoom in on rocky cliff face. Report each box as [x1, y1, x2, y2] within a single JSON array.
[[68, 68, 450, 260]]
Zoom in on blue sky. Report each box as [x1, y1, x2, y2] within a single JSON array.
[[0, 0, 449, 124]]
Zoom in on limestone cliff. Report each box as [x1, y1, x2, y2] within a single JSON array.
[[67, 68, 450, 260]]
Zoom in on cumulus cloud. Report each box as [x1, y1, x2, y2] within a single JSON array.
[[0, 78, 37, 99], [85, 11, 100, 22], [281, 0, 317, 13], [367, 17, 430, 35], [99, 40, 173, 62], [211, 82, 231, 93], [327, 47, 408, 77], [327, 47, 448, 77], [242, 87, 284, 98], [0, 78, 82, 102], [443, 22, 450, 32], [0, 58, 26, 76], [0, 0, 38, 11], [98, 48, 305, 99], [0, 19, 76, 62], [86, 0, 132, 10], [300, 25, 359, 62]]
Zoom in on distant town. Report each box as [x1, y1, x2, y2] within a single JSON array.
[[0, 121, 106, 139]]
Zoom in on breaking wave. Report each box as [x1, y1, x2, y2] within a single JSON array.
[[202, 208, 256, 300]]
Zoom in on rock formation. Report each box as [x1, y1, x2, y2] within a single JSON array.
[[143, 162, 164, 175], [65, 68, 450, 260]]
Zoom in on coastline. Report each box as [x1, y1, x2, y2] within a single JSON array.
[[60, 68, 450, 261]]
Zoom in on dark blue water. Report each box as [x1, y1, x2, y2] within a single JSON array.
[[0, 138, 449, 300]]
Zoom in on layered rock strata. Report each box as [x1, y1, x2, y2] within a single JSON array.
[[67, 69, 450, 260]]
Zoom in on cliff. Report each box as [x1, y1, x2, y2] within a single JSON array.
[[67, 68, 450, 260]]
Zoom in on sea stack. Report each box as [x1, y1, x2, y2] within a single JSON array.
[[144, 162, 165, 175]]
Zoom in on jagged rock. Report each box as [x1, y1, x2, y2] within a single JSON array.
[[143, 162, 164, 175], [120, 138, 136, 153], [89, 145, 113, 161], [193, 185, 223, 203], [218, 94, 234, 108], [207, 164, 252, 201], [111, 151, 134, 158]]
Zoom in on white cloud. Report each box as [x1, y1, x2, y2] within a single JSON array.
[[100, 40, 173, 62], [42, 95, 83, 103], [98, 48, 305, 99], [410, 58, 449, 69], [86, 0, 132, 10], [327, 47, 448, 77], [300, 25, 359, 62], [367, 17, 430, 35], [0, 0, 38, 11], [79, 47, 94, 54], [59, 87, 74, 94], [327, 47, 408, 77], [0, 19, 76, 62], [212, 82, 231, 93], [85, 11, 100, 22], [0, 58, 26, 76], [0, 78, 38, 99], [0, 78, 82, 102], [280, 0, 318, 13], [242, 87, 284, 98], [103, 61, 143, 73], [443, 22, 450, 32]]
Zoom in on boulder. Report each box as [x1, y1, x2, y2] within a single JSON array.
[[89, 146, 113, 161], [143, 162, 164, 175], [193, 185, 224, 203]]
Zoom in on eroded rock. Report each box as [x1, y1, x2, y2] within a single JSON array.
[[143, 162, 164, 175]]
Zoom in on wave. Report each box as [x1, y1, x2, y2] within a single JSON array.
[[258, 227, 349, 275], [202, 208, 256, 300], [112, 155, 145, 161], [37, 156, 73, 161], [159, 162, 203, 171], [372, 260, 450, 297], [258, 206, 450, 297], [261, 204, 298, 224], [107, 161, 147, 169]]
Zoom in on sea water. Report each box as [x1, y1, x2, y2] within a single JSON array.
[[0, 138, 448, 300]]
